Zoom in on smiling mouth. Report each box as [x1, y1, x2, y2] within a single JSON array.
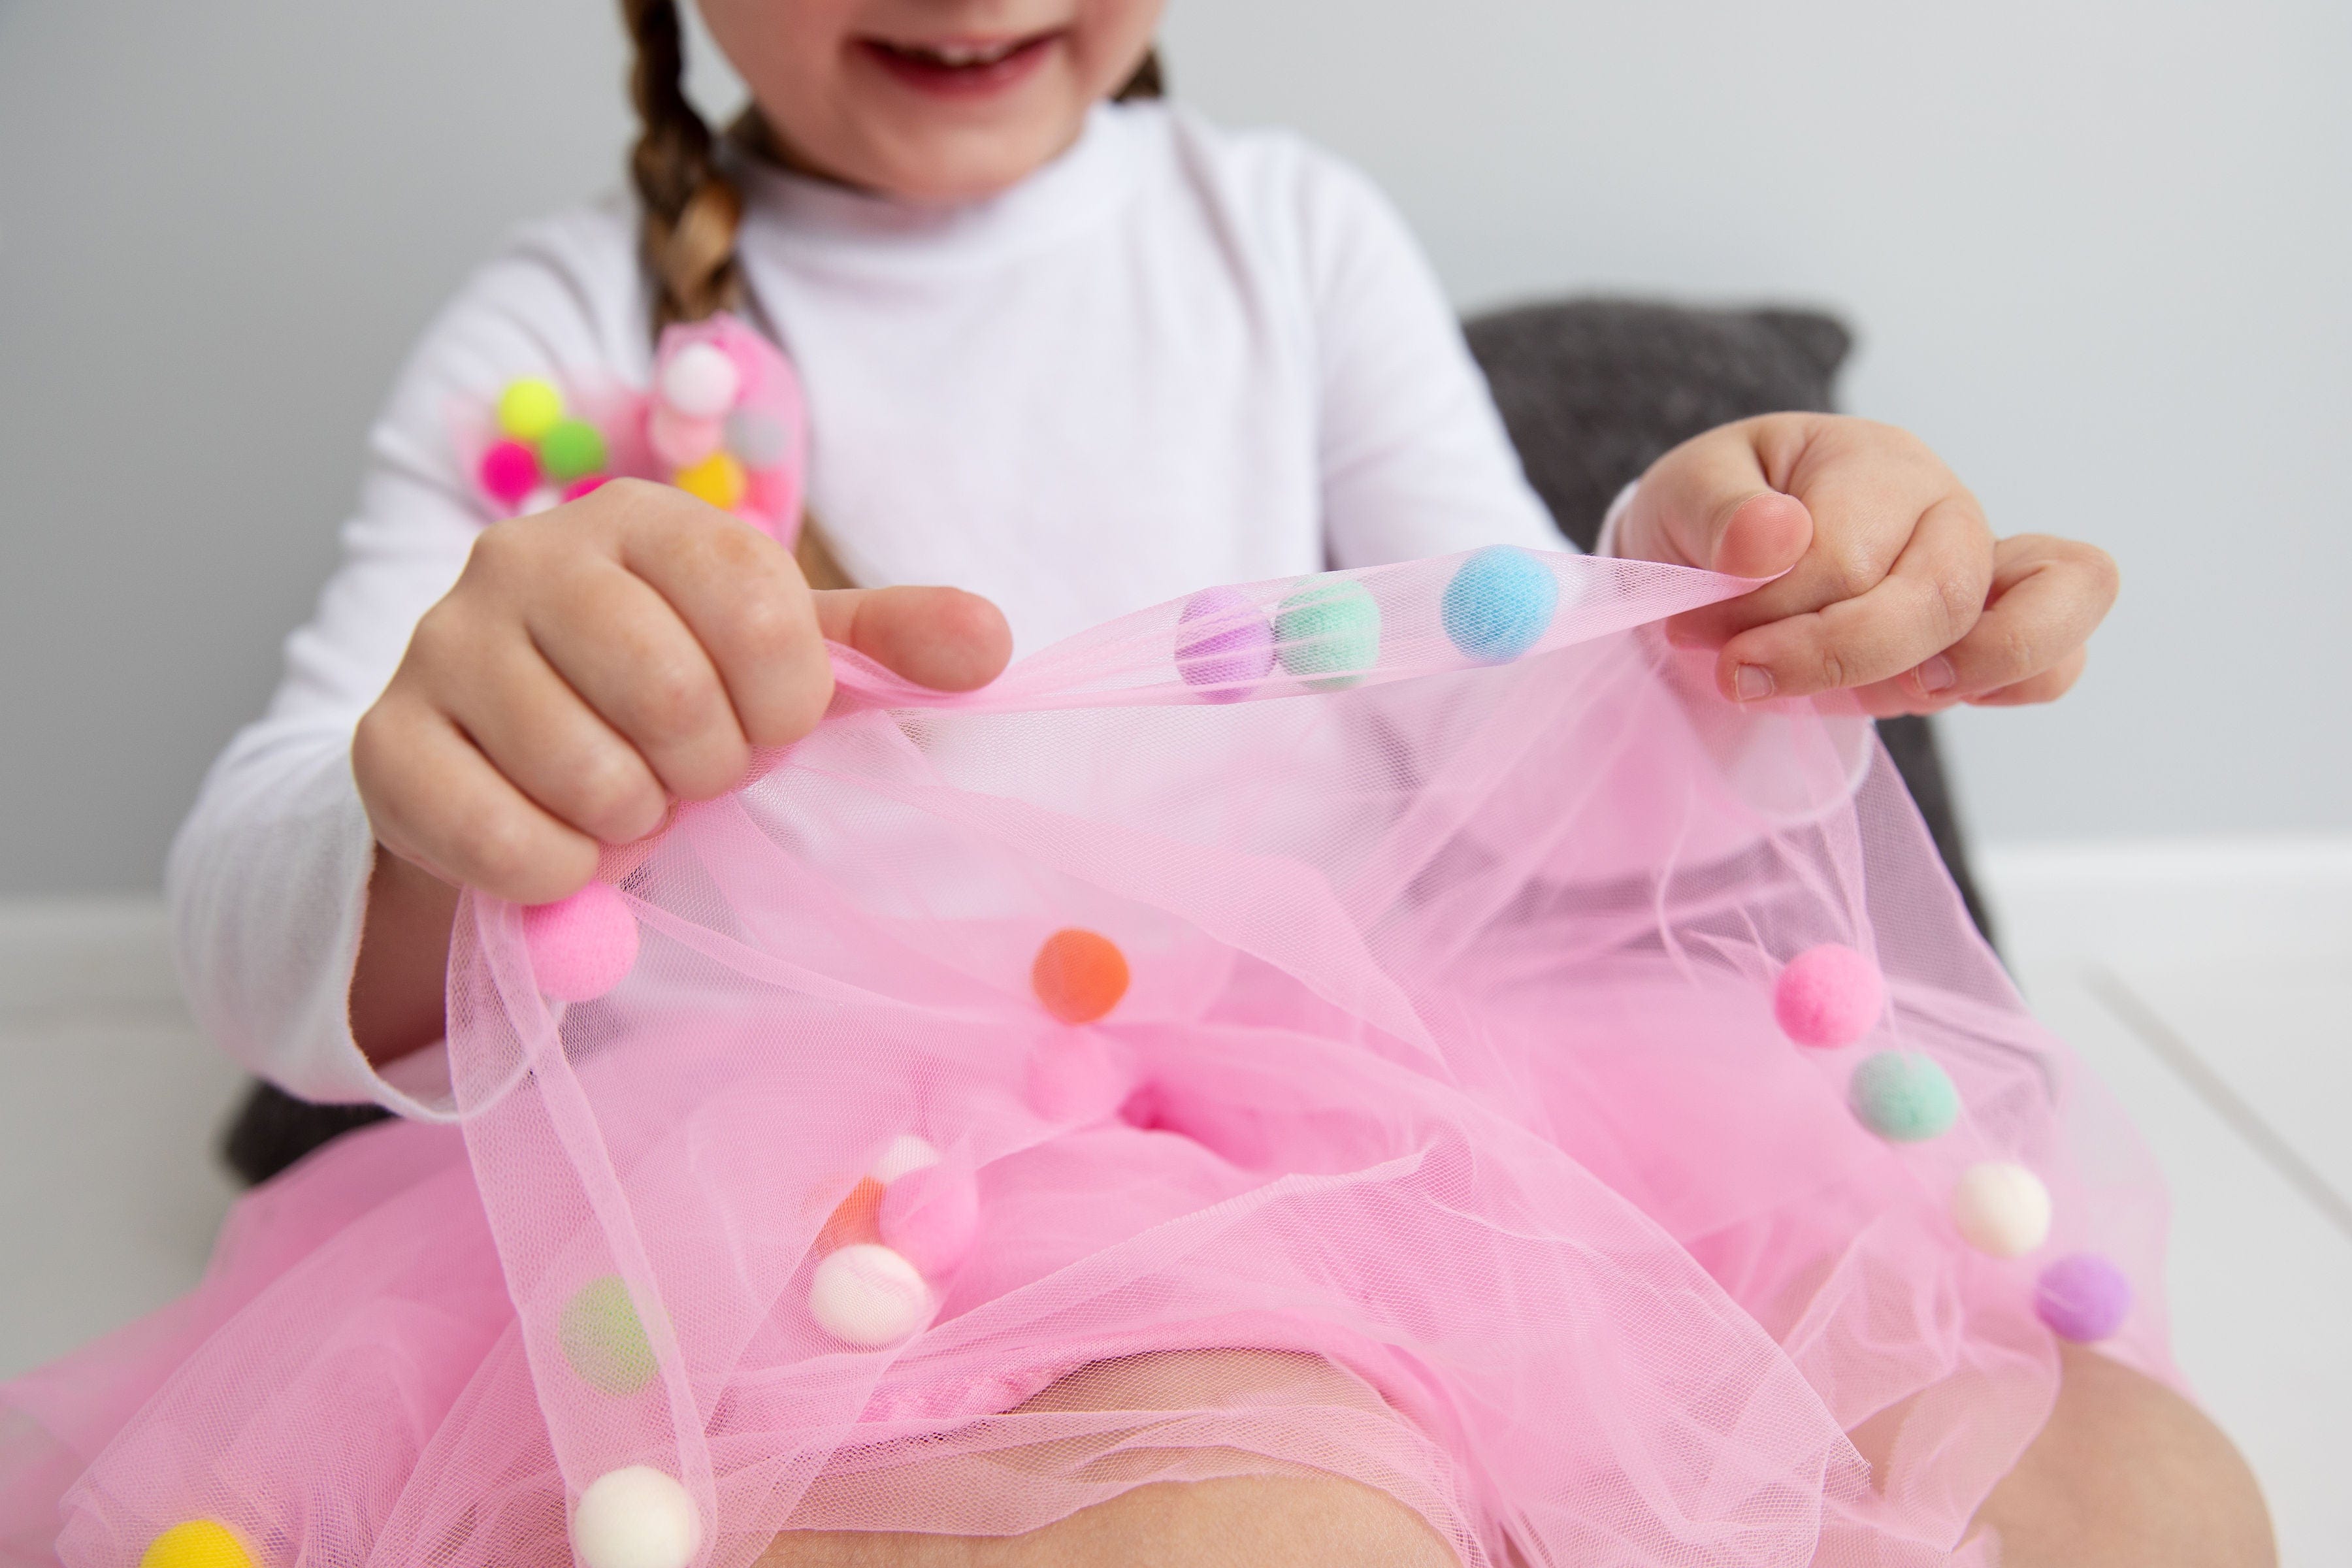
[[856, 30, 1062, 95]]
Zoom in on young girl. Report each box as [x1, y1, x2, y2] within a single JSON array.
[[8, 2, 2269, 1565]]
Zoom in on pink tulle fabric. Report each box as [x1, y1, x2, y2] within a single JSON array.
[[1, 549, 2173, 1568]]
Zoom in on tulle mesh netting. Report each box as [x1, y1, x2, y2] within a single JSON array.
[[3, 548, 2172, 1568]]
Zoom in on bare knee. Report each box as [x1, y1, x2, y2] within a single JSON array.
[[1974, 1343, 2274, 1568]]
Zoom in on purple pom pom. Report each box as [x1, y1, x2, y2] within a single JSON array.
[[1773, 943, 1885, 1047], [522, 883, 640, 1004], [877, 1163, 981, 1279], [1175, 587, 1276, 702], [2035, 1252, 2132, 1343]]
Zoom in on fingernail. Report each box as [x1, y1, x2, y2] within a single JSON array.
[[1733, 664, 1774, 702], [1916, 655, 1957, 694]]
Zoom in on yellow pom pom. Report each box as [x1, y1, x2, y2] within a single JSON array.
[[497, 378, 565, 442], [674, 450, 746, 512], [140, 1520, 254, 1568]]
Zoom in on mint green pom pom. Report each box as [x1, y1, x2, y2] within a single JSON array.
[[1274, 579, 1380, 690], [560, 1275, 656, 1395], [1848, 1051, 1960, 1143], [538, 417, 608, 483]]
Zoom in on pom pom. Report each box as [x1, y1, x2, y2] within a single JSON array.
[[1274, 578, 1380, 690], [538, 417, 608, 483], [518, 485, 563, 517], [724, 407, 789, 469], [660, 341, 743, 420], [140, 1521, 253, 1568], [649, 406, 723, 470], [1441, 546, 1559, 662], [2035, 1252, 2132, 1342], [1951, 1161, 2053, 1258], [869, 1132, 942, 1184], [563, 474, 612, 502], [674, 450, 747, 512], [559, 1275, 656, 1395], [1773, 943, 1885, 1047], [478, 439, 541, 509], [497, 377, 564, 442], [522, 883, 640, 1004], [1024, 1036, 1135, 1124], [808, 1243, 929, 1345], [1175, 586, 1275, 701], [878, 1162, 981, 1278], [1031, 928, 1128, 1024], [817, 1176, 885, 1251], [572, 1466, 701, 1568], [1847, 1051, 1960, 1142]]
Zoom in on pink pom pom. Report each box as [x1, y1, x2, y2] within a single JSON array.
[[1024, 1038, 1133, 1125], [648, 406, 723, 470], [478, 439, 541, 509], [1772, 943, 1884, 1047], [561, 474, 611, 502], [522, 883, 640, 1003], [877, 1164, 980, 1279]]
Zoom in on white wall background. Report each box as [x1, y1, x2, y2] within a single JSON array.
[[2, 0, 2344, 892]]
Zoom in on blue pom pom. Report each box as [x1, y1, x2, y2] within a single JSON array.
[[1848, 1051, 1960, 1143], [1441, 546, 1558, 662]]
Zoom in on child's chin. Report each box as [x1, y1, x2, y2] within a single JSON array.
[[857, 110, 1088, 204]]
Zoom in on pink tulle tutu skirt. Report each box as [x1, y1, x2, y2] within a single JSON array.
[[1, 549, 2172, 1568]]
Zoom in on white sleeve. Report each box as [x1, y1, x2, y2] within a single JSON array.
[[1294, 152, 1567, 568], [165, 204, 647, 1121]]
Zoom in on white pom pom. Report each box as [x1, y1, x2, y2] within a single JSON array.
[[869, 1132, 941, 1185], [572, 1466, 701, 1568], [519, 484, 563, 517], [659, 342, 741, 419], [1952, 1161, 2053, 1258], [809, 1243, 929, 1346]]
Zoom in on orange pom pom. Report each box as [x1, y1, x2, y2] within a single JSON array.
[[674, 450, 747, 511], [817, 1176, 885, 1252], [1030, 928, 1129, 1024]]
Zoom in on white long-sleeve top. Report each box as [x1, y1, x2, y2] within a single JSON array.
[[167, 101, 1567, 1119]]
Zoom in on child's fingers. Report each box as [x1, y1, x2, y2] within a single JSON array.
[[1968, 645, 2091, 707], [524, 556, 751, 803], [438, 634, 670, 848], [813, 585, 1015, 693], [355, 698, 600, 905], [1620, 424, 1814, 577], [1715, 494, 1993, 702], [615, 500, 837, 749], [1903, 534, 2118, 704]]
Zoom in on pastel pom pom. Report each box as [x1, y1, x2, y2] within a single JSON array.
[[660, 341, 743, 420], [817, 1176, 885, 1251], [538, 417, 608, 483], [563, 474, 612, 502], [808, 1243, 929, 1346], [1031, 928, 1129, 1024], [1848, 1051, 1959, 1142], [878, 1162, 981, 1278], [649, 406, 724, 470], [1441, 546, 1559, 662], [724, 407, 789, 469], [2034, 1252, 2132, 1342], [559, 1275, 657, 1395], [1773, 944, 1885, 1047], [1175, 586, 1276, 701], [870, 1132, 942, 1184], [1951, 1161, 2053, 1258], [140, 1521, 253, 1568], [497, 378, 565, 442], [572, 1465, 701, 1568], [1024, 1036, 1135, 1124], [522, 883, 640, 1004], [1275, 578, 1380, 689], [478, 438, 541, 509], [675, 450, 747, 512]]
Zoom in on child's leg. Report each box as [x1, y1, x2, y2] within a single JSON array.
[[1970, 1343, 2275, 1567]]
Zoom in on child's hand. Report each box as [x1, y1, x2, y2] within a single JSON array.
[[1613, 416, 2118, 717], [354, 480, 1012, 906]]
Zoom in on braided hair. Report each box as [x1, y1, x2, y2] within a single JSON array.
[[619, 1, 1164, 584]]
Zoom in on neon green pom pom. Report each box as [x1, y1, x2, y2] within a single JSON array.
[[561, 1275, 656, 1395], [496, 378, 564, 442], [538, 417, 608, 483]]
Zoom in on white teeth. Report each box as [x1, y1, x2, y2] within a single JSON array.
[[912, 39, 1021, 66]]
